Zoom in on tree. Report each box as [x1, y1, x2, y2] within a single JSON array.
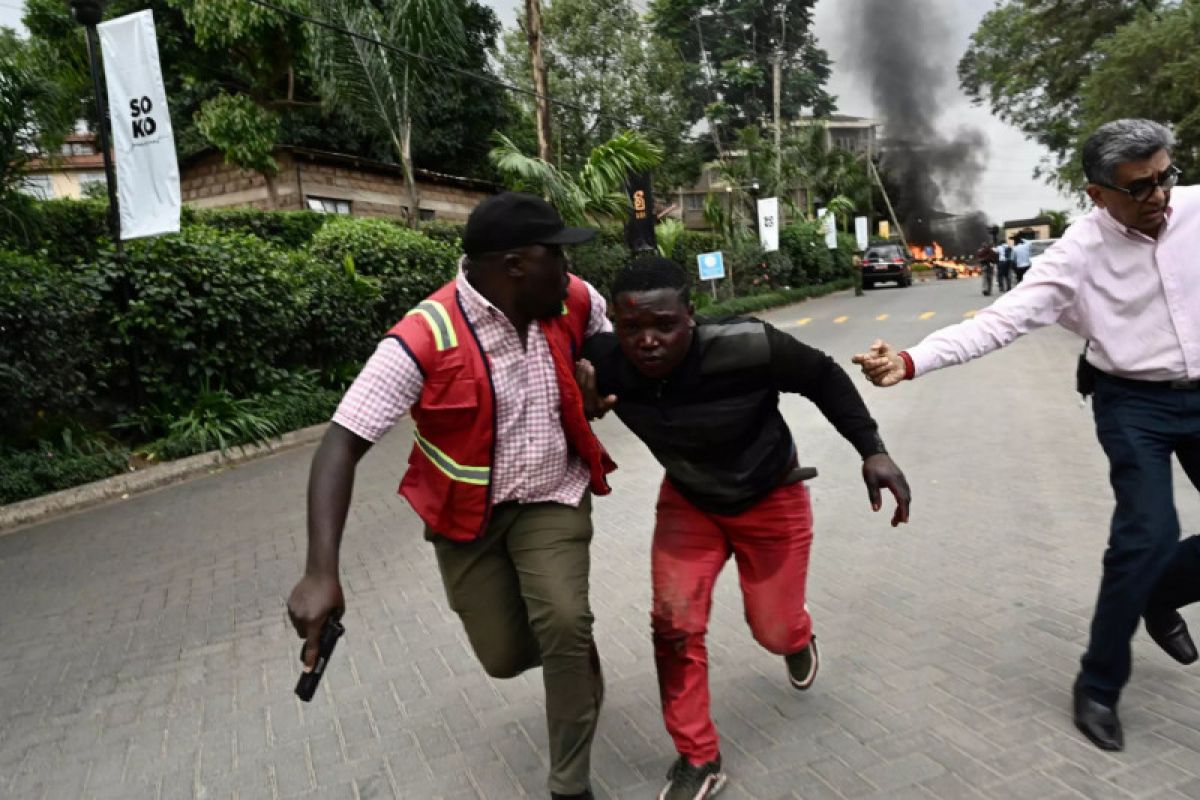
[[500, 0, 695, 187], [309, 0, 466, 224], [649, 0, 833, 153], [1075, 0, 1200, 187], [0, 29, 79, 197], [958, 1, 1162, 190], [1039, 209, 1071, 238], [488, 130, 662, 225]]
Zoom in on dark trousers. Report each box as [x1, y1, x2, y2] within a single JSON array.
[[1013, 266, 1030, 285], [997, 261, 1014, 292], [1081, 375, 1200, 704], [432, 495, 601, 795]]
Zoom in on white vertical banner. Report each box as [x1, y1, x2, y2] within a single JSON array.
[[756, 197, 779, 253], [98, 11, 180, 240], [817, 207, 838, 249], [854, 216, 869, 251]]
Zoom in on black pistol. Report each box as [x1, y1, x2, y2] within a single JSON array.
[[295, 614, 345, 702]]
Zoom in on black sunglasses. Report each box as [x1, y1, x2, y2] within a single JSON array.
[[1097, 164, 1182, 203]]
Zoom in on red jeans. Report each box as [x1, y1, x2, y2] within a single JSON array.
[[651, 478, 814, 764]]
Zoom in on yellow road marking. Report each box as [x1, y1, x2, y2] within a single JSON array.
[[833, 316, 849, 324], [795, 317, 812, 326], [919, 311, 936, 320], [876, 314, 890, 321], [963, 310, 977, 319]]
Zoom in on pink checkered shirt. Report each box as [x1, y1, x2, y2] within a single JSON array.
[[333, 269, 611, 506]]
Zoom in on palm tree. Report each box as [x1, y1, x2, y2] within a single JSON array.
[[309, 0, 466, 225], [1039, 208, 1071, 238], [488, 130, 662, 225]]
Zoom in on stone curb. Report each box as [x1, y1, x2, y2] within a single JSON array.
[[0, 422, 329, 535]]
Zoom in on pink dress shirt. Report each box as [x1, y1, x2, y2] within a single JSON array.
[[333, 268, 611, 506], [908, 185, 1200, 382]]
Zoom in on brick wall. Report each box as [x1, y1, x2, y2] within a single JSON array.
[[180, 152, 491, 221]]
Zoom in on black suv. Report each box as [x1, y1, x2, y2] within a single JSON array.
[[861, 244, 913, 288]]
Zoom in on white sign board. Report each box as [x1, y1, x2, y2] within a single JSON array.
[[697, 251, 726, 281], [817, 207, 838, 250], [756, 197, 780, 253], [98, 11, 180, 240], [854, 216, 870, 251]]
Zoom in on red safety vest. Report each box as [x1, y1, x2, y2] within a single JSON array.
[[387, 275, 615, 542]]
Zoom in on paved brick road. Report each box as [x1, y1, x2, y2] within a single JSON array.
[[2, 282, 1199, 799]]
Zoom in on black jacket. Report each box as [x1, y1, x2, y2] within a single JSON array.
[[583, 317, 886, 515]]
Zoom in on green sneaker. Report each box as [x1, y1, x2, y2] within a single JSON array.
[[785, 636, 819, 691], [658, 754, 726, 800]]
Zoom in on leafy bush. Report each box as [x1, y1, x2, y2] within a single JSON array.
[[310, 217, 458, 331], [92, 225, 299, 404], [285, 252, 381, 375], [702, 278, 854, 318], [0, 442, 129, 505], [569, 226, 630, 299], [419, 219, 466, 248], [781, 221, 838, 285], [0, 249, 103, 446], [666, 229, 723, 273], [184, 207, 330, 249], [0, 198, 109, 265]]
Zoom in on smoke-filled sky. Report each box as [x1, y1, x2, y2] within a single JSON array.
[[0, 0, 1080, 223]]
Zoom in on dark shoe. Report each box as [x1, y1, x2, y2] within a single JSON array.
[[1145, 610, 1199, 665], [1072, 679, 1123, 751], [551, 791, 592, 800], [658, 754, 727, 800], [785, 637, 819, 691]]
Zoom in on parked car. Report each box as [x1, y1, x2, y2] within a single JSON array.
[[1027, 238, 1059, 267], [932, 263, 959, 280], [861, 243, 913, 288]]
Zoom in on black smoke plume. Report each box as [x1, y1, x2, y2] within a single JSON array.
[[848, 0, 989, 253]]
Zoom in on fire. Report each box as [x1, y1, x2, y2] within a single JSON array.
[[909, 242, 944, 261]]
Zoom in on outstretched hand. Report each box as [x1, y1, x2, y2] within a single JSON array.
[[862, 453, 911, 527], [851, 339, 908, 387], [575, 359, 617, 420]]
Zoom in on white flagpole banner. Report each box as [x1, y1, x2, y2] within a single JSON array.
[[756, 197, 780, 253], [855, 216, 869, 251], [817, 207, 838, 250], [98, 10, 180, 240]]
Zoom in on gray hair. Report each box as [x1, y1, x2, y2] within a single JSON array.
[[1082, 119, 1176, 185]]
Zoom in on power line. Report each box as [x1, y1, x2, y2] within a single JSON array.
[[242, 0, 676, 140]]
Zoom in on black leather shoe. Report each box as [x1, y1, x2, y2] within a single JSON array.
[[1072, 679, 1123, 751], [1145, 611, 1199, 665], [551, 791, 593, 800]]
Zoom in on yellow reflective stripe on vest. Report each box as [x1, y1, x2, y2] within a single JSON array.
[[405, 300, 458, 351], [413, 430, 490, 485]]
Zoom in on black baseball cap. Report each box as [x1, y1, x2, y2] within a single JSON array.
[[463, 192, 596, 256]]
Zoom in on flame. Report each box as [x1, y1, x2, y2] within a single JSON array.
[[909, 241, 944, 260]]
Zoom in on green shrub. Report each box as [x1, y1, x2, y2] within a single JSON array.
[[0, 249, 103, 446], [419, 219, 466, 248], [0, 198, 110, 265], [310, 217, 458, 331], [184, 207, 330, 249], [0, 443, 129, 505], [781, 222, 838, 285], [569, 226, 629, 299], [702, 278, 854, 318], [667, 230, 724, 274], [92, 225, 299, 404], [285, 252, 381, 375]]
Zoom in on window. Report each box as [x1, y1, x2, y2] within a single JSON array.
[[20, 175, 54, 200], [684, 193, 705, 211], [419, 208, 436, 221], [77, 172, 106, 194], [306, 196, 351, 214]]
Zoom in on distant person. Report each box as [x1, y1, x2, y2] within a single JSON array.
[[852, 119, 1200, 753], [287, 193, 615, 800], [578, 256, 911, 800], [975, 240, 997, 296], [995, 240, 1014, 292], [1013, 238, 1034, 284]]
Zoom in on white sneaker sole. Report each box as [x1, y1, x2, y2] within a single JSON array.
[[656, 771, 728, 800], [788, 638, 819, 691]]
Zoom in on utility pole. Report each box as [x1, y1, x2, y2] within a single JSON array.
[[525, 0, 553, 162], [868, 159, 909, 252]]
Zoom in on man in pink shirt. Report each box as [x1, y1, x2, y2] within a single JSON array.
[[853, 119, 1200, 752]]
